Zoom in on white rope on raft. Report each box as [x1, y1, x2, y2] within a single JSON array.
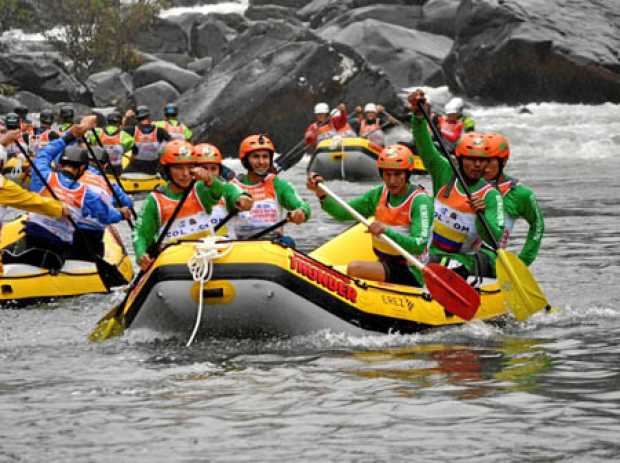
[[185, 235, 233, 347]]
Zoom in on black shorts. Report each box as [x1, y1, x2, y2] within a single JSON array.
[[381, 258, 421, 287]]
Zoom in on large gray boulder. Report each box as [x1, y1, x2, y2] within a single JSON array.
[[298, 0, 420, 28], [318, 4, 424, 33], [191, 18, 233, 62], [133, 61, 201, 93], [135, 18, 188, 55], [0, 53, 91, 104], [443, 0, 620, 104], [134, 81, 181, 120], [245, 5, 304, 25], [418, 0, 460, 38], [14, 91, 52, 113], [187, 57, 214, 76], [321, 19, 452, 88], [86, 68, 133, 109], [177, 20, 403, 156], [0, 95, 21, 114]]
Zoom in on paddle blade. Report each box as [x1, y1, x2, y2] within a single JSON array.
[[423, 263, 481, 320], [496, 250, 549, 321], [95, 257, 130, 290], [88, 312, 124, 342]]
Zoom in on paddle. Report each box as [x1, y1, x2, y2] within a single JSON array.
[[317, 181, 480, 320], [90, 129, 137, 219], [15, 141, 127, 291], [416, 101, 549, 320], [81, 136, 135, 229], [88, 179, 197, 341], [246, 216, 289, 240]]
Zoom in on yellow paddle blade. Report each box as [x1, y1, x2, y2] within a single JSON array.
[[88, 307, 125, 343], [496, 249, 550, 321]]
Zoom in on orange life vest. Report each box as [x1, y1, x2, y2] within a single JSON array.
[[372, 185, 429, 261], [99, 129, 125, 166], [162, 121, 186, 141], [29, 172, 87, 243], [133, 127, 160, 161], [438, 116, 464, 143], [231, 174, 281, 238], [152, 185, 213, 244], [359, 119, 385, 146], [432, 180, 494, 254]]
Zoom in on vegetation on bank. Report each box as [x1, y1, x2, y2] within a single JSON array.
[[1, 0, 170, 82]]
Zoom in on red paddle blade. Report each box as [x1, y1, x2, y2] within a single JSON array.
[[422, 263, 481, 320]]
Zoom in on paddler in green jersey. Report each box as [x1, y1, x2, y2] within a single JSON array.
[[231, 134, 311, 246], [307, 144, 433, 286], [87, 111, 134, 175], [477, 133, 544, 266], [155, 103, 193, 142], [409, 89, 504, 278], [133, 140, 252, 271]]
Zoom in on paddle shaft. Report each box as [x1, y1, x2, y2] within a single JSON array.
[[247, 216, 289, 240], [82, 136, 135, 229], [90, 129, 138, 219], [417, 102, 501, 249], [317, 182, 425, 271]]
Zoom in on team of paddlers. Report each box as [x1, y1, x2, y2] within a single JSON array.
[[0, 89, 544, 290]]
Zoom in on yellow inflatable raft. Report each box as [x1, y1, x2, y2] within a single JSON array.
[[104, 152, 165, 194], [308, 137, 426, 181], [116, 224, 507, 338], [0, 217, 133, 303]]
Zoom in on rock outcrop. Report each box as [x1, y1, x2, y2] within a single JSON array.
[[443, 0, 620, 103]]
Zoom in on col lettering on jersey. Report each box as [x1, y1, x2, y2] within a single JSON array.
[[372, 185, 429, 262], [153, 186, 213, 245], [29, 172, 86, 243], [232, 174, 281, 238], [432, 182, 494, 254], [134, 127, 160, 162]]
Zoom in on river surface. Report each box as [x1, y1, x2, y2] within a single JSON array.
[[1, 102, 619, 462]]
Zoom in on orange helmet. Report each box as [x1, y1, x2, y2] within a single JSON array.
[[160, 140, 196, 165], [239, 134, 275, 160], [454, 132, 494, 158], [484, 133, 510, 159], [376, 144, 415, 171], [192, 143, 223, 165]]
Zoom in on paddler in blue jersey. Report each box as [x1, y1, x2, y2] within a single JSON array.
[[7, 116, 127, 270]]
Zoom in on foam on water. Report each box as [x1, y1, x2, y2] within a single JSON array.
[[160, 0, 248, 18]]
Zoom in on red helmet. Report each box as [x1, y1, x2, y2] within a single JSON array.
[[376, 144, 414, 171], [239, 134, 275, 160], [160, 140, 197, 166], [454, 132, 494, 158], [192, 143, 223, 165], [484, 133, 510, 160]]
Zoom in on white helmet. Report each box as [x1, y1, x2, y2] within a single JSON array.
[[314, 102, 330, 114], [445, 97, 464, 115], [0, 145, 6, 166], [364, 103, 377, 113]]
